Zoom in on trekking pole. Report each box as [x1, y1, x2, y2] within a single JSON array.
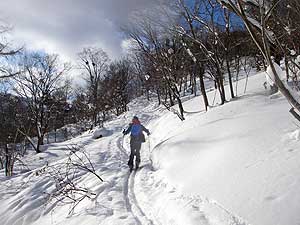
[[122, 134, 125, 149], [121, 127, 127, 149], [148, 136, 151, 153], [148, 136, 152, 165]]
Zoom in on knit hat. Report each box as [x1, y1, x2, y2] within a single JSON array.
[[132, 116, 140, 124]]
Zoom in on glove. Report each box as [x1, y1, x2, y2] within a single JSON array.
[[122, 129, 126, 135], [147, 132, 151, 136]]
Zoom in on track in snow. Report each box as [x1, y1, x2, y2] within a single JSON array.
[[117, 136, 157, 225]]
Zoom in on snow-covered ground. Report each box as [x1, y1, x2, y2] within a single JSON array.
[[1, 71, 300, 225]]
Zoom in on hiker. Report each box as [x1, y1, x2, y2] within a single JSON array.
[[123, 116, 150, 170]]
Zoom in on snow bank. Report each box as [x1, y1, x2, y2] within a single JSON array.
[[135, 166, 249, 225], [92, 127, 113, 139], [149, 73, 300, 225]]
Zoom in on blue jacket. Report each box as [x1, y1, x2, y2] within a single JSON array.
[[123, 123, 150, 143]]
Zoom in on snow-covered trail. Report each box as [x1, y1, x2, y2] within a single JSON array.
[[117, 101, 163, 225], [0, 95, 251, 225], [109, 99, 251, 225], [2, 71, 300, 225], [0, 97, 164, 225], [115, 134, 157, 225]]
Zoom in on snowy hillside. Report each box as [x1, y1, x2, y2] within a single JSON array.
[[1, 71, 300, 225], [150, 73, 300, 225]]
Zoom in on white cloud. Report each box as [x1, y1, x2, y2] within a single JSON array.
[[0, 0, 170, 63]]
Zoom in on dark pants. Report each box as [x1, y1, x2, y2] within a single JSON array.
[[128, 141, 142, 168]]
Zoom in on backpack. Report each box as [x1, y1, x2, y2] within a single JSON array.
[[131, 124, 142, 136], [131, 124, 145, 142]]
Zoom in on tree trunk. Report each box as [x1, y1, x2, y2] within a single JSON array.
[[169, 90, 174, 106], [224, 8, 235, 99], [176, 95, 185, 121], [146, 89, 150, 101], [184, 76, 188, 96], [199, 72, 209, 111], [156, 89, 161, 105], [92, 110, 97, 127], [216, 78, 225, 105], [36, 137, 43, 153], [193, 74, 197, 96], [216, 63, 226, 104], [226, 57, 235, 98], [0, 154, 3, 169], [220, 77, 226, 103], [217, 77, 226, 105], [173, 86, 185, 121], [5, 144, 9, 176], [179, 78, 183, 93], [284, 56, 290, 81]]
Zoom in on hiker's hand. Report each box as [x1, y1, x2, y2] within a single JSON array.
[[122, 129, 126, 135]]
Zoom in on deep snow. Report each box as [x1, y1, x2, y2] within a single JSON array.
[[1, 71, 300, 225], [150, 73, 300, 225]]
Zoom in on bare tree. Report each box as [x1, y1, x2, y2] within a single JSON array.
[[13, 53, 70, 153], [0, 93, 27, 175], [218, 0, 300, 114], [78, 47, 109, 128], [0, 25, 22, 79], [72, 87, 90, 124], [128, 22, 188, 120], [104, 59, 132, 115], [176, 0, 227, 105], [35, 145, 102, 215]]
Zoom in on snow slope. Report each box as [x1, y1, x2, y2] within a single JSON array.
[[1, 71, 300, 225], [150, 72, 300, 225]]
